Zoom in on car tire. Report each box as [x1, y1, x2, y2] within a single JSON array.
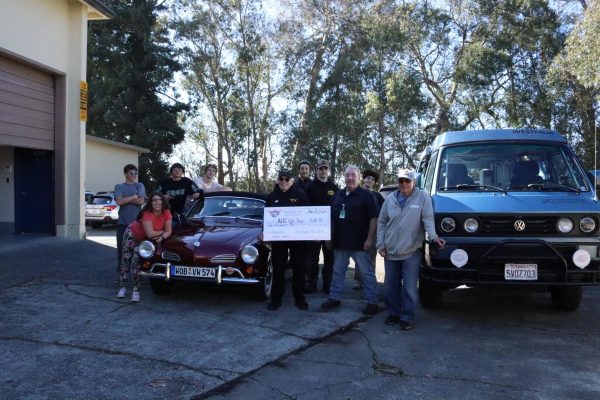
[[149, 278, 171, 296], [419, 277, 443, 309], [91, 222, 102, 229], [550, 286, 582, 311], [253, 258, 273, 300]]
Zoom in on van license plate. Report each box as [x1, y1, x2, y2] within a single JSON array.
[[170, 266, 215, 278], [504, 264, 537, 280]]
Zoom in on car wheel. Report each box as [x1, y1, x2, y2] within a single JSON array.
[[550, 286, 582, 311], [149, 278, 171, 296], [419, 277, 443, 309], [91, 222, 102, 229], [253, 258, 273, 300]]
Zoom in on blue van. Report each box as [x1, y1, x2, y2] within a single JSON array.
[[417, 129, 600, 311]]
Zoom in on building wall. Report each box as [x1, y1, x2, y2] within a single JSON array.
[[0, 0, 91, 239], [86, 139, 141, 193], [0, 146, 15, 231]]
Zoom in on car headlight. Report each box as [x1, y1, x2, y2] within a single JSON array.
[[241, 245, 259, 264], [464, 218, 479, 233], [557, 217, 573, 233], [138, 240, 156, 258], [580, 217, 596, 233], [440, 217, 456, 233]]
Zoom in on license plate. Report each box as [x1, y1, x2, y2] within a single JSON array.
[[88, 209, 99, 215], [504, 264, 538, 280], [170, 266, 216, 278]]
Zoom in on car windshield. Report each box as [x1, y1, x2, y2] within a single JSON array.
[[187, 196, 265, 220], [89, 196, 113, 205], [436, 142, 590, 192]]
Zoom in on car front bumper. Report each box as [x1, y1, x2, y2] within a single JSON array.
[[423, 237, 600, 286], [139, 262, 261, 285]]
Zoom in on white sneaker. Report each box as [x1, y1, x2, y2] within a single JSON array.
[[117, 287, 127, 298], [131, 290, 140, 302]]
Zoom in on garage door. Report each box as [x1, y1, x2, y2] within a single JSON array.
[[0, 55, 54, 150]]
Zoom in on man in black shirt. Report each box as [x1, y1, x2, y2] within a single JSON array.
[[321, 165, 380, 315], [155, 163, 203, 216], [294, 160, 312, 193], [265, 170, 310, 311], [304, 159, 339, 294]]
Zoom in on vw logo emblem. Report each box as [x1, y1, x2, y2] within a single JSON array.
[[514, 220, 526, 231]]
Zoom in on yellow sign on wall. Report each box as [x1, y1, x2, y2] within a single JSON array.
[[80, 81, 88, 122]]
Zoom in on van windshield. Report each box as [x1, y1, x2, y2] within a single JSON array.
[[436, 142, 590, 192]]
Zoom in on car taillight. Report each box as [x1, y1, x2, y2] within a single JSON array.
[[104, 205, 117, 211]]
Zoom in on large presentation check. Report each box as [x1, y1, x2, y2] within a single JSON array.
[[263, 206, 331, 241]]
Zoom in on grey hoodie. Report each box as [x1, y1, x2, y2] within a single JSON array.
[[376, 187, 438, 260]]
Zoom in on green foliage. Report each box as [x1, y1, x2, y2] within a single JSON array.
[[87, 0, 187, 187]]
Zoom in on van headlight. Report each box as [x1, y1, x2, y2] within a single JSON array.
[[139, 240, 156, 258], [241, 245, 259, 264], [440, 217, 456, 233], [580, 217, 596, 233], [557, 218, 573, 233], [464, 218, 479, 233]]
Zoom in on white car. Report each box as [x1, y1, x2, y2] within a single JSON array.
[[85, 192, 120, 228]]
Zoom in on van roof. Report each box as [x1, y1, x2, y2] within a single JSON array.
[[430, 129, 566, 151]]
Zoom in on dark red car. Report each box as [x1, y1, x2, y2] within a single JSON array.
[[138, 192, 272, 299]]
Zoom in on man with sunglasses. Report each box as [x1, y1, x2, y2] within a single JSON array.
[[376, 169, 446, 330], [265, 170, 310, 311], [114, 164, 146, 272], [304, 159, 339, 294]]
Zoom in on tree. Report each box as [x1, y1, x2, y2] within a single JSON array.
[[87, 0, 187, 187]]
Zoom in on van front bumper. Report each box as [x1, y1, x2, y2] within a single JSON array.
[[423, 237, 600, 286]]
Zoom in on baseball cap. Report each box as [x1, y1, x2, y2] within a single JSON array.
[[397, 169, 416, 180]]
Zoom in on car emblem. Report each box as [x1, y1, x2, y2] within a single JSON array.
[[194, 241, 201, 247], [514, 220, 526, 231]]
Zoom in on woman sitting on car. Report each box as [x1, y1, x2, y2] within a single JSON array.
[[117, 193, 172, 302]]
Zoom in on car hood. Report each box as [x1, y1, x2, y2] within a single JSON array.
[[432, 192, 599, 213]]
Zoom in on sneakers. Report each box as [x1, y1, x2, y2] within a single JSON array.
[[320, 298, 341, 310], [117, 287, 127, 298], [295, 299, 309, 310], [362, 303, 380, 315], [384, 315, 400, 325], [399, 320, 413, 331], [131, 290, 140, 303]]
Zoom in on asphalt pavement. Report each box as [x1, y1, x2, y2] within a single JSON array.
[[1, 228, 600, 400]]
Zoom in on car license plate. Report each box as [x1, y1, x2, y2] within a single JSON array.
[[88, 209, 99, 215], [504, 264, 537, 280], [170, 266, 216, 278]]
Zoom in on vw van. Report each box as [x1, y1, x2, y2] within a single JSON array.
[[418, 129, 600, 311]]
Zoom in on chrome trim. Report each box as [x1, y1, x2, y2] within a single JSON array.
[[161, 251, 181, 262], [166, 262, 171, 281], [211, 254, 236, 263]]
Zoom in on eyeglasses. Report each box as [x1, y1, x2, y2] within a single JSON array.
[[398, 178, 411, 184], [128, 171, 138, 176], [318, 166, 329, 170], [151, 199, 163, 203], [279, 177, 290, 182]]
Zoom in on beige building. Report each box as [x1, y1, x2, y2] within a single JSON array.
[[0, 0, 112, 236], [85, 135, 149, 193]]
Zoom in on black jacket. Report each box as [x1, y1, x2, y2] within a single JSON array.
[[266, 185, 310, 207], [305, 178, 339, 206]]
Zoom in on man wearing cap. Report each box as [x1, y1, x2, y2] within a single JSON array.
[[377, 168, 446, 330], [321, 165, 381, 315], [305, 159, 339, 294], [155, 163, 203, 217], [265, 170, 310, 311], [295, 160, 312, 193]]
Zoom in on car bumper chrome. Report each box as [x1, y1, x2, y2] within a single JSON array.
[[139, 262, 260, 284]]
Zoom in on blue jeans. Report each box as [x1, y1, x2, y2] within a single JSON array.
[[329, 249, 379, 304], [383, 251, 421, 322]]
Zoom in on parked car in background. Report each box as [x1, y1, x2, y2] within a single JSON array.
[[85, 192, 119, 228], [379, 185, 396, 199], [139, 191, 273, 299]]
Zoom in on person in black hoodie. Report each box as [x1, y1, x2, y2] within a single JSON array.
[[304, 159, 339, 294], [155, 163, 203, 218], [265, 170, 310, 311]]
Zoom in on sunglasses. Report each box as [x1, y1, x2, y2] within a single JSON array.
[[398, 178, 411, 184], [279, 177, 290, 182], [318, 166, 329, 170]]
